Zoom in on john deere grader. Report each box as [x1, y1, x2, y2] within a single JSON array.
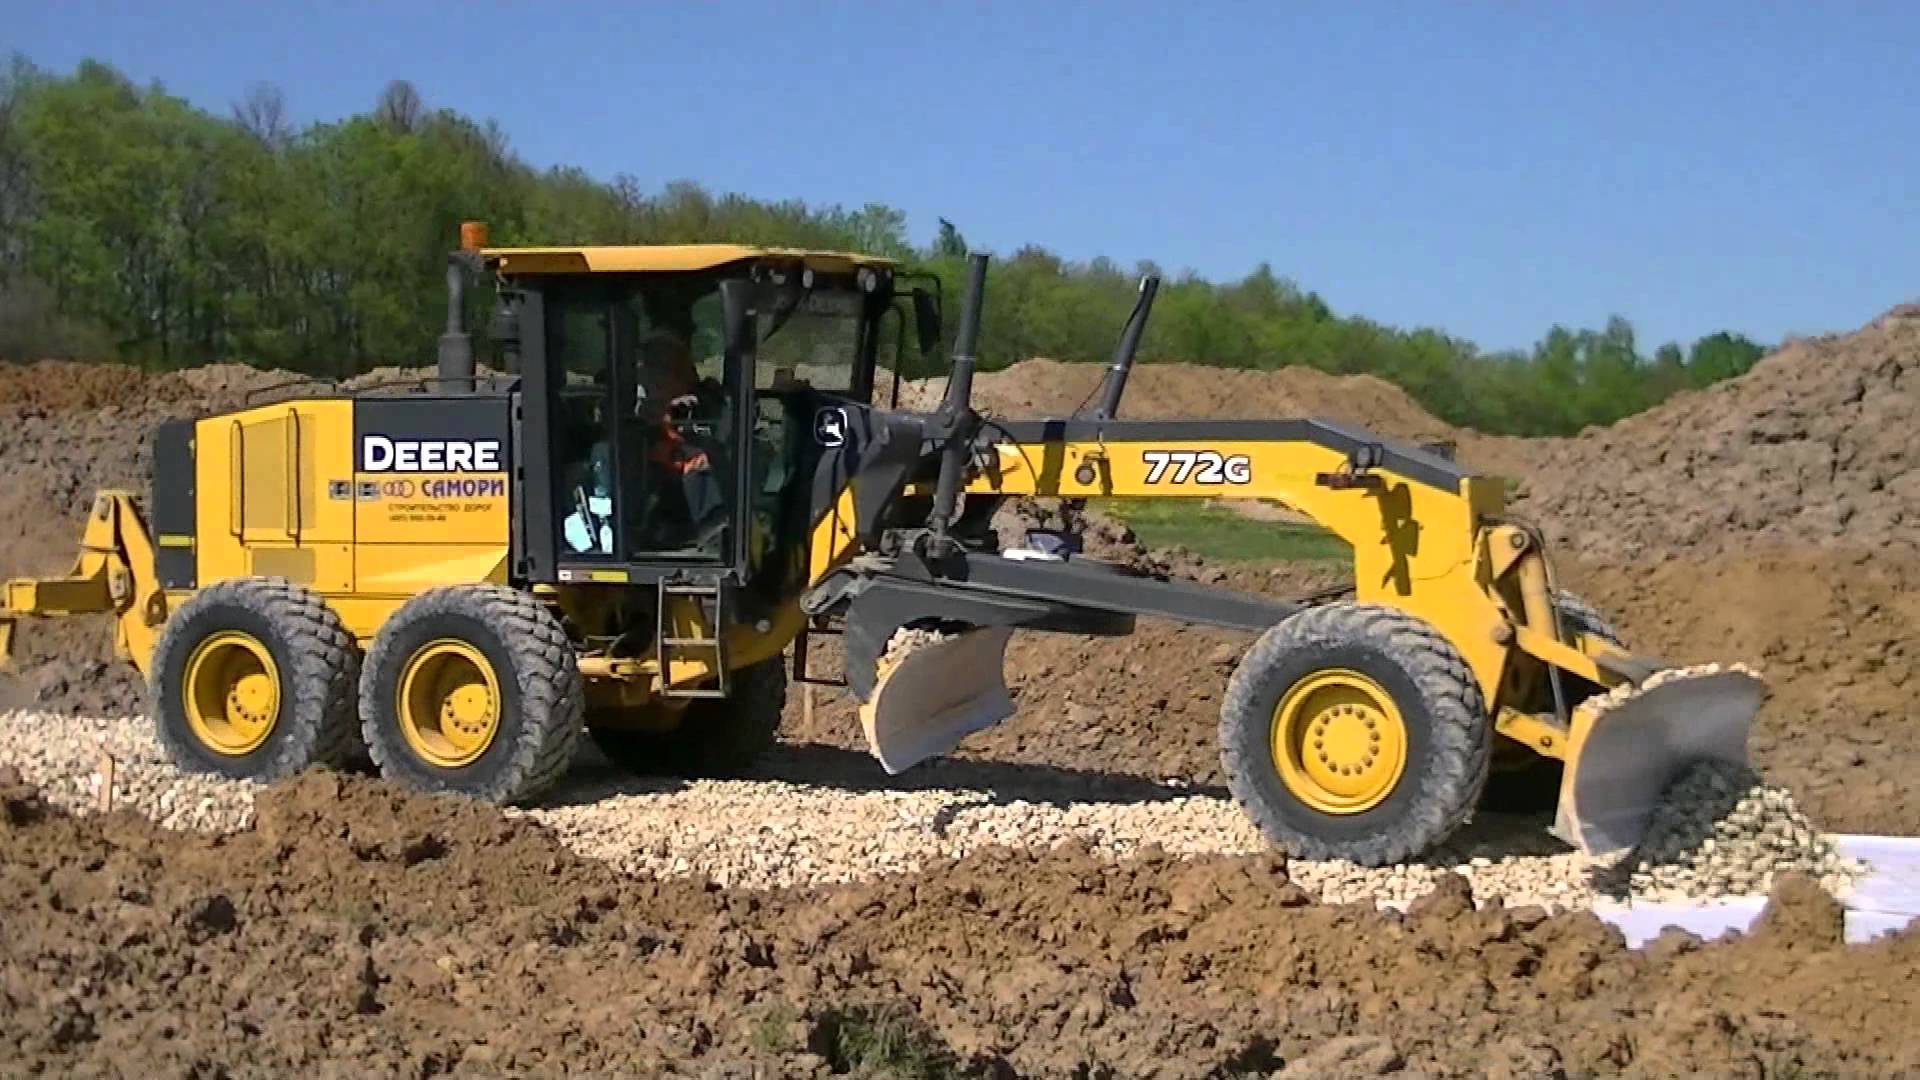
[[0, 228, 1764, 864]]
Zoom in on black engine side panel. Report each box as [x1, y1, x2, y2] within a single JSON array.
[[151, 420, 197, 589]]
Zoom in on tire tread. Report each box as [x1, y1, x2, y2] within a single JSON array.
[[359, 585, 582, 804], [150, 576, 361, 780], [1220, 602, 1490, 865]]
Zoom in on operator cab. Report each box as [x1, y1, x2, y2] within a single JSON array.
[[483, 243, 940, 601]]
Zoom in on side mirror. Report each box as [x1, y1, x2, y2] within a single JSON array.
[[911, 287, 942, 358], [486, 300, 522, 375], [488, 300, 520, 346]]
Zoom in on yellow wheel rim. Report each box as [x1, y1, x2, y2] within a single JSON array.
[[396, 639, 502, 768], [183, 631, 280, 756], [1271, 669, 1408, 814]]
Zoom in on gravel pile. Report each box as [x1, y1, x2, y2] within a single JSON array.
[[0, 710, 1858, 911], [881, 625, 954, 666], [0, 711, 255, 831], [1617, 759, 1861, 900]]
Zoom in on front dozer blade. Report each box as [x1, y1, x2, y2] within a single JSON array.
[[859, 626, 1016, 774], [1553, 665, 1766, 856]]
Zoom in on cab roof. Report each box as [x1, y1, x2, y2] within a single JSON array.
[[482, 243, 898, 276]]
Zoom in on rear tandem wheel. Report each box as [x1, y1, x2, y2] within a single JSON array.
[[359, 585, 583, 804], [149, 576, 362, 781]]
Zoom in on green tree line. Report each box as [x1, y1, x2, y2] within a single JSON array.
[[0, 56, 1765, 435]]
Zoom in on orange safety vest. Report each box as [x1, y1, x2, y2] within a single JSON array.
[[650, 423, 709, 476]]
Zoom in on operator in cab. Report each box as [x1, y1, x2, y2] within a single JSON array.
[[634, 328, 728, 548], [559, 325, 730, 557]]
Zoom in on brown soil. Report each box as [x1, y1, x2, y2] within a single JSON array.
[[1503, 304, 1920, 562], [1558, 549, 1920, 834], [4, 770, 1916, 1078], [0, 361, 298, 576], [902, 357, 1462, 444]]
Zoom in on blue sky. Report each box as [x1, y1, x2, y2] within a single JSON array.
[[8, 2, 1916, 351]]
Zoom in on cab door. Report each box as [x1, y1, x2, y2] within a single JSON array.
[[512, 274, 757, 586]]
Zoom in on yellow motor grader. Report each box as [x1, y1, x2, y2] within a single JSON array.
[[0, 227, 1762, 864]]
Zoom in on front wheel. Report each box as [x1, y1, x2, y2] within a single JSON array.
[[1220, 603, 1490, 865]]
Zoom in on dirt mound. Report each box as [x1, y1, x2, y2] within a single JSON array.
[[0, 360, 296, 714], [2, 771, 1915, 1077], [1558, 550, 1920, 834], [0, 360, 191, 411], [902, 357, 1462, 443], [1513, 304, 1920, 560], [0, 360, 287, 572]]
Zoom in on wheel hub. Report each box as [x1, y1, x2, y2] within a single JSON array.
[[1272, 669, 1409, 814], [397, 640, 501, 767], [183, 631, 280, 756]]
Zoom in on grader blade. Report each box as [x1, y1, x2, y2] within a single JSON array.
[[859, 626, 1016, 774], [1553, 665, 1766, 856]]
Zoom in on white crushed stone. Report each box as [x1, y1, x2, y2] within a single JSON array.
[[0, 709, 1853, 911], [1615, 759, 1862, 900]]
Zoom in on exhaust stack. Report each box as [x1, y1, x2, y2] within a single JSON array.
[[438, 221, 488, 392]]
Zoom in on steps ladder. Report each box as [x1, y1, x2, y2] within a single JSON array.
[[656, 579, 729, 700]]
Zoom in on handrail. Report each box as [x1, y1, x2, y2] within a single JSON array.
[[285, 408, 301, 541], [228, 419, 244, 538]]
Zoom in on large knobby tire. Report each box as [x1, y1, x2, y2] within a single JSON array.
[[359, 585, 582, 804], [150, 577, 361, 781], [1481, 590, 1620, 814], [1549, 589, 1619, 646], [588, 658, 786, 778], [1220, 603, 1490, 865]]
